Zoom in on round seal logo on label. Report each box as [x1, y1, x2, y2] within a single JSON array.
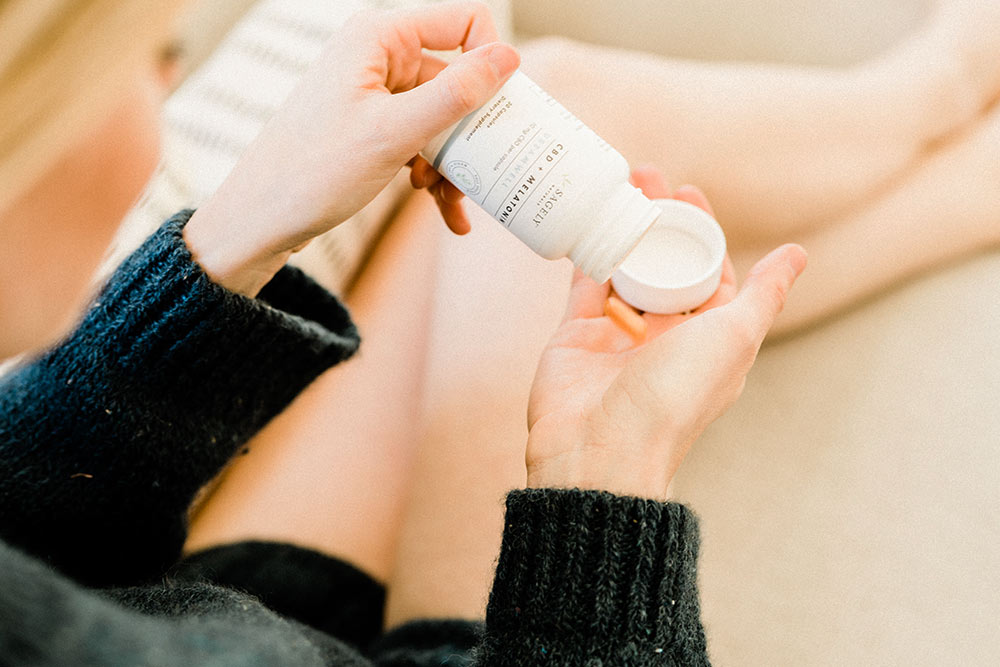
[[445, 160, 482, 196]]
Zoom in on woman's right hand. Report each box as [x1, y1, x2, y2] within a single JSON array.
[[184, 2, 518, 298], [524, 167, 807, 501]]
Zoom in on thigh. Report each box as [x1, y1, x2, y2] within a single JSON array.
[[384, 192, 573, 626], [185, 191, 444, 583]]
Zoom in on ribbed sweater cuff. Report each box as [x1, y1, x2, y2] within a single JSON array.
[[369, 619, 484, 665], [71, 210, 359, 427], [479, 488, 708, 665]]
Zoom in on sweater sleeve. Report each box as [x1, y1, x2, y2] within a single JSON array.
[[0, 539, 348, 667], [0, 210, 360, 587], [372, 488, 711, 666], [0, 488, 709, 666]]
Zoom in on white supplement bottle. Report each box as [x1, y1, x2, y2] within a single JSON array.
[[421, 71, 661, 283]]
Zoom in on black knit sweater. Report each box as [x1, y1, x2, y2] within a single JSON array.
[[0, 211, 710, 665]]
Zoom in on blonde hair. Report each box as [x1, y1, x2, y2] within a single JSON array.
[[0, 0, 185, 212]]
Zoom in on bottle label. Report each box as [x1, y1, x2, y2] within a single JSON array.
[[432, 72, 615, 247]]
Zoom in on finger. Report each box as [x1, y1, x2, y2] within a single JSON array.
[[630, 165, 673, 200], [410, 150, 459, 199], [563, 269, 611, 322], [376, 9, 498, 93], [424, 170, 446, 190], [410, 155, 448, 191], [641, 311, 687, 339], [731, 244, 808, 348], [341, 3, 500, 89], [672, 184, 715, 217], [440, 179, 466, 204], [394, 1, 502, 52], [414, 53, 449, 88], [630, 245, 805, 423], [640, 253, 737, 337], [444, 205, 472, 235], [396, 42, 520, 146], [432, 183, 472, 234], [409, 157, 436, 188], [695, 253, 738, 311]]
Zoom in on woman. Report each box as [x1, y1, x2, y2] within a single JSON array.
[[185, 0, 1000, 639], [0, 0, 803, 664]]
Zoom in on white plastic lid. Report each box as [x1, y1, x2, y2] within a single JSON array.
[[611, 199, 727, 314]]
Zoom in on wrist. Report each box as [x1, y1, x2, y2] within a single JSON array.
[[525, 426, 675, 502], [183, 207, 291, 298], [525, 461, 672, 503]]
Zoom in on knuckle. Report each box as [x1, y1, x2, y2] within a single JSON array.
[[443, 71, 481, 114], [763, 279, 789, 315], [360, 109, 400, 163], [729, 315, 762, 358]]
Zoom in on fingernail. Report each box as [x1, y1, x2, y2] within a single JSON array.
[[675, 184, 707, 199], [788, 244, 808, 275], [487, 44, 520, 78]]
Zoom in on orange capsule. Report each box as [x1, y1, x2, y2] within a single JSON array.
[[604, 295, 647, 342]]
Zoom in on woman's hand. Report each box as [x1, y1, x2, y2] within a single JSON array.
[[525, 166, 807, 501], [184, 1, 519, 296]]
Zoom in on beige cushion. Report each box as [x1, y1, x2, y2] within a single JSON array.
[[675, 250, 1000, 665], [511, 0, 925, 66]]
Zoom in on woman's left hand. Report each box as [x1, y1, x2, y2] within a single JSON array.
[[184, 2, 520, 296], [524, 166, 807, 501]]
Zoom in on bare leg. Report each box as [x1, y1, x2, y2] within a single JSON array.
[[185, 192, 442, 582], [384, 193, 572, 627], [752, 98, 1000, 337], [519, 1, 1000, 246]]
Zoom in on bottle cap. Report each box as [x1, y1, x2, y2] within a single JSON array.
[[572, 182, 662, 283], [611, 199, 727, 314]]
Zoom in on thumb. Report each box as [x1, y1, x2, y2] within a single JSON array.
[[731, 243, 808, 349], [400, 42, 520, 148], [562, 268, 611, 322]]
